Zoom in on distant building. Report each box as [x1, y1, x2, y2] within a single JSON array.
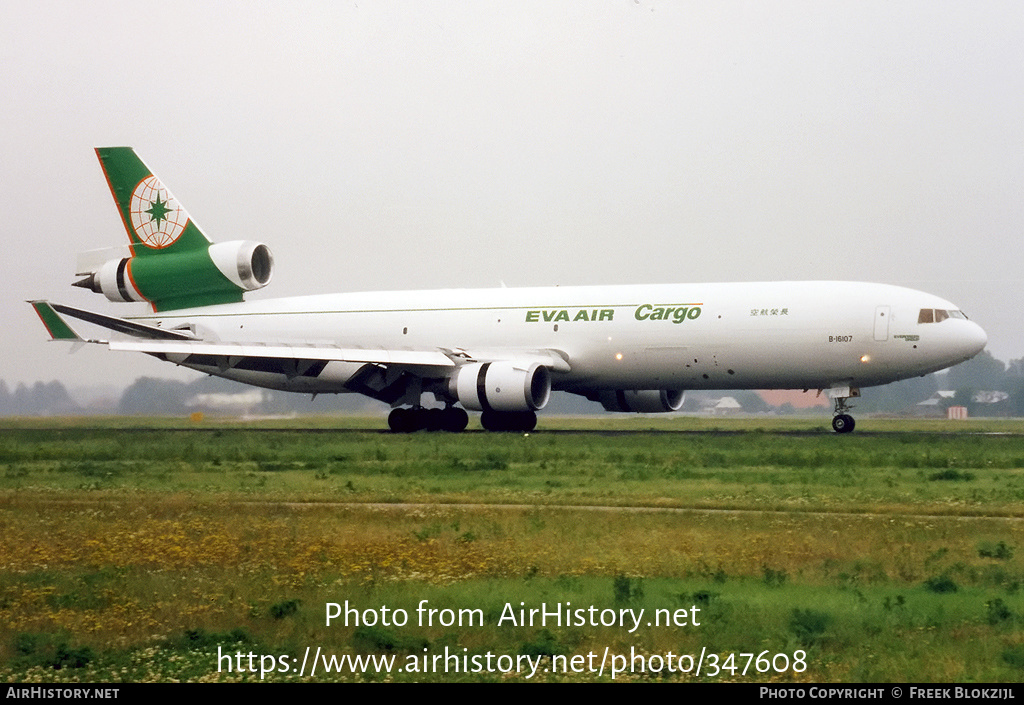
[[916, 390, 957, 417], [700, 396, 743, 415], [187, 389, 266, 415], [973, 390, 1009, 405], [918, 390, 1011, 417]]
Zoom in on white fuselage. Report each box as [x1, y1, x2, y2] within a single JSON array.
[[138, 280, 987, 396]]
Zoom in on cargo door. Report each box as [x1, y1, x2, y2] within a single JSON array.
[[873, 305, 890, 341]]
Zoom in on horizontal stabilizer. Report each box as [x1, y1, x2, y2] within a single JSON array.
[[29, 301, 85, 341], [35, 302, 197, 341]]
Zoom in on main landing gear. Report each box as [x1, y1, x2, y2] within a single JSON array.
[[387, 407, 538, 432], [480, 410, 537, 432], [388, 406, 469, 433], [831, 397, 856, 434]]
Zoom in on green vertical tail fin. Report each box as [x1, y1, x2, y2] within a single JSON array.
[[95, 147, 211, 255]]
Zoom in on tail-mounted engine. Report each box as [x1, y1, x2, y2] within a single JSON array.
[[598, 389, 685, 413], [449, 361, 551, 412], [74, 240, 273, 311]]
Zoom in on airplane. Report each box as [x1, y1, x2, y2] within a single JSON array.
[[31, 147, 988, 433]]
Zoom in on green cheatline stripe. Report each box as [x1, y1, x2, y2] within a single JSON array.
[[30, 301, 80, 340], [130, 303, 704, 320]]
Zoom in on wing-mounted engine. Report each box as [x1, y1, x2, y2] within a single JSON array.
[[74, 240, 273, 311], [598, 389, 685, 413], [449, 361, 551, 412]]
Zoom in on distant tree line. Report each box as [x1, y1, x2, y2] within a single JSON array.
[[856, 351, 1024, 416], [117, 376, 380, 416], [0, 381, 80, 416]]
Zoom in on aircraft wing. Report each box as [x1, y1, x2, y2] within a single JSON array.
[[29, 300, 569, 373], [106, 339, 457, 368], [31, 301, 457, 368]]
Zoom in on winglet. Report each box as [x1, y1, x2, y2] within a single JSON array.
[[29, 301, 84, 341]]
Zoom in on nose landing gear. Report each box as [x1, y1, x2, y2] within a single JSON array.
[[832, 412, 855, 433], [831, 394, 857, 434]]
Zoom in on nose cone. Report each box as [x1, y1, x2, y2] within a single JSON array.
[[965, 320, 988, 358], [931, 318, 988, 372]]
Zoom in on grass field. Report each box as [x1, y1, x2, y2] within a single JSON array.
[[1, 416, 1023, 682]]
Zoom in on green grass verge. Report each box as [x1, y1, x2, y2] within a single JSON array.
[[1, 417, 1023, 682]]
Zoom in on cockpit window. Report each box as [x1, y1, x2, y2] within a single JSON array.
[[919, 308, 967, 323]]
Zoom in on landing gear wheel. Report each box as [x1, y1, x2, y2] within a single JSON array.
[[480, 410, 537, 432], [441, 407, 469, 432], [832, 414, 855, 434], [830, 393, 858, 434], [388, 407, 414, 433], [389, 406, 469, 432], [424, 408, 446, 431], [387, 407, 426, 432]]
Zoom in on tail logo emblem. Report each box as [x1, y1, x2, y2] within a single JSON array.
[[129, 176, 188, 249]]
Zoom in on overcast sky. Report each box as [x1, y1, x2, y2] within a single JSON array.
[[4, 1, 1023, 391]]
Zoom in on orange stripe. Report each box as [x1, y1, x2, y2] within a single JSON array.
[[31, 303, 57, 339], [94, 148, 140, 254], [124, 258, 155, 312]]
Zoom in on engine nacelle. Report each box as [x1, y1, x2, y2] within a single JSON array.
[[75, 240, 273, 310], [87, 256, 148, 303], [449, 361, 551, 412], [599, 389, 685, 413], [207, 240, 274, 291]]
